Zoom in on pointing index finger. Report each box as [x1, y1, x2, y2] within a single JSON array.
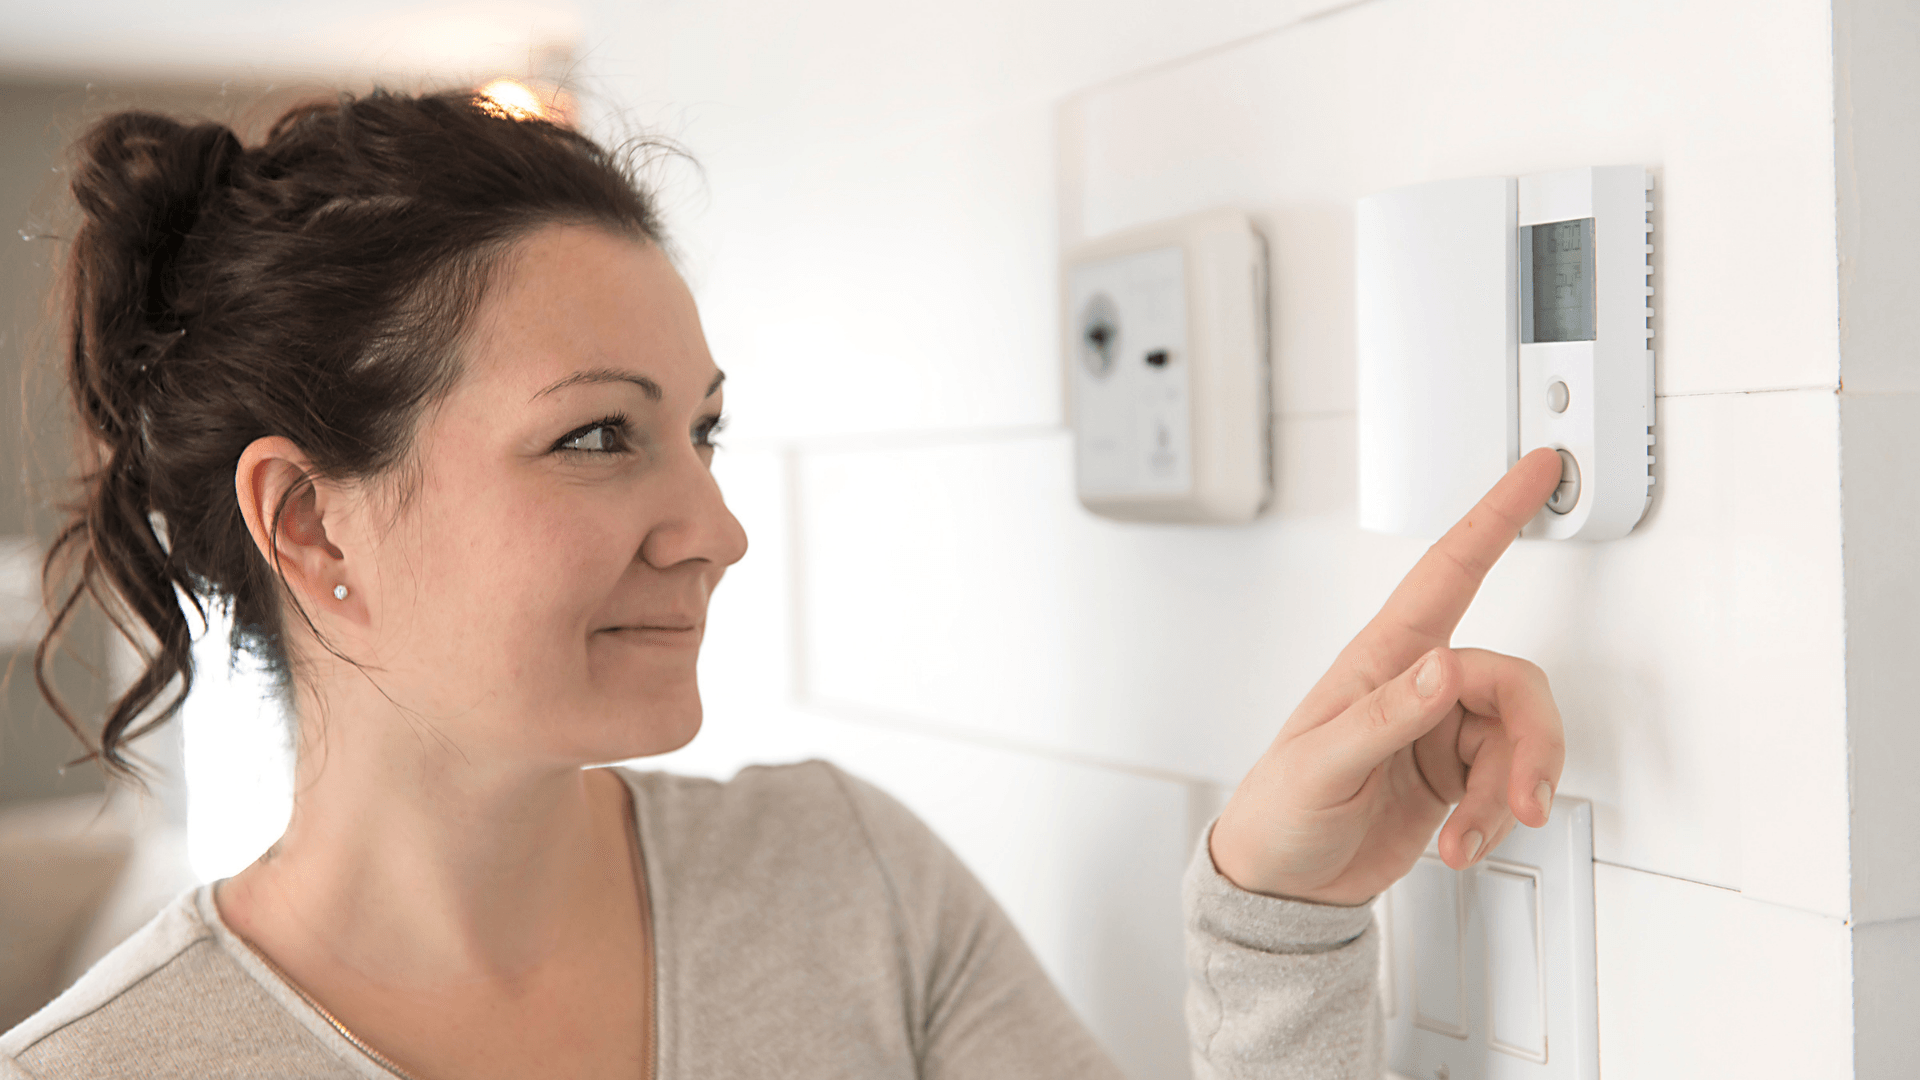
[[1366, 447, 1563, 649]]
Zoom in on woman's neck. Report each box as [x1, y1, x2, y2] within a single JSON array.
[[217, 706, 637, 989]]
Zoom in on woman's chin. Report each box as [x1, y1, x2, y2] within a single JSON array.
[[625, 712, 702, 760], [571, 697, 703, 765]]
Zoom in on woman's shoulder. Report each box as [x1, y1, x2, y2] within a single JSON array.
[[617, 757, 904, 813], [1, 887, 368, 1079], [613, 760, 961, 909], [609, 760, 1015, 1058], [1, 887, 212, 1063], [615, 759, 938, 859]]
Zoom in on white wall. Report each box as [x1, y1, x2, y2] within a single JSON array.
[[1834, 0, 1920, 1074], [587, 1, 1872, 1076], [0, 0, 1892, 1073]]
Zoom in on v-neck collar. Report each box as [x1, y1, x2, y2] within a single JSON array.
[[205, 766, 662, 1080]]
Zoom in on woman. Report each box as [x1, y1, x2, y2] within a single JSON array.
[[1, 90, 1565, 1079]]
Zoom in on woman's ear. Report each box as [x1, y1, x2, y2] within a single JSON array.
[[234, 436, 349, 610]]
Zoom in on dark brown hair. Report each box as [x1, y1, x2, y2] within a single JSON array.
[[36, 88, 666, 781]]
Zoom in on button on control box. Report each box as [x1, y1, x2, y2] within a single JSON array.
[[1546, 449, 1580, 515]]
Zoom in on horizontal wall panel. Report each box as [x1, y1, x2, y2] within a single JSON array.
[[797, 390, 1845, 904], [673, 106, 1068, 441], [1461, 390, 1848, 916], [591, 0, 1360, 150], [1067, 0, 1839, 411], [1594, 863, 1852, 1078], [797, 414, 1401, 789], [587, 0, 1368, 443]]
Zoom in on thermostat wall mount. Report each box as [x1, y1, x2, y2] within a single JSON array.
[[1063, 210, 1272, 524], [1356, 166, 1655, 542], [1516, 167, 1656, 540]]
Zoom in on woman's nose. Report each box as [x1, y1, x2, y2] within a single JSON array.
[[639, 455, 749, 572]]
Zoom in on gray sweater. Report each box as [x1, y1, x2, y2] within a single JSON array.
[[1, 762, 1380, 1079]]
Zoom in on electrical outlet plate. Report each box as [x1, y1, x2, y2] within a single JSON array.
[[1062, 209, 1272, 524], [1381, 798, 1597, 1080]]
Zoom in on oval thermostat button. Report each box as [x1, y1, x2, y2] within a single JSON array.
[[1547, 449, 1581, 514]]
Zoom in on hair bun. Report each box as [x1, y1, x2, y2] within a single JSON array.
[[70, 112, 240, 330]]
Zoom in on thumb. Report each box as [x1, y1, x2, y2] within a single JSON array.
[[1287, 647, 1461, 804]]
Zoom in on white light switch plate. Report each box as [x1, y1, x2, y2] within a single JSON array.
[[1382, 798, 1597, 1080]]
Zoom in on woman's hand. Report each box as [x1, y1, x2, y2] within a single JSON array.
[[1209, 448, 1568, 906]]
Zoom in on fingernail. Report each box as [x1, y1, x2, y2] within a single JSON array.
[[1462, 829, 1484, 864], [1414, 652, 1442, 698], [1535, 781, 1554, 817]]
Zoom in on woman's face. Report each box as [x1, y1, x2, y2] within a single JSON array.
[[336, 225, 746, 769]]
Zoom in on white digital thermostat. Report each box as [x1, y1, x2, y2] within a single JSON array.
[[1063, 209, 1271, 524], [1355, 166, 1654, 541]]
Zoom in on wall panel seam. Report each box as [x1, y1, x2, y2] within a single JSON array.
[[795, 695, 1214, 787], [1853, 913, 1920, 932], [1063, 0, 1386, 103], [1656, 384, 1838, 399], [744, 385, 1843, 460], [1600, 859, 1855, 923]]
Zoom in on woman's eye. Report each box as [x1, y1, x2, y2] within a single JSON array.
[[556, 417, 630, 455], [694, 414, 728, 450]]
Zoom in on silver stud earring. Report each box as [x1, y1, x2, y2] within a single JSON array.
[[333, 584, 349, 601]]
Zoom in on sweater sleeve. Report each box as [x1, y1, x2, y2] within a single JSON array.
[[827, 769, 1127, 1080], [1184, 823, 1384, 1079]]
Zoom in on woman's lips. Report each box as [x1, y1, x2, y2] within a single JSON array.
[[598, 624, 700, 646]]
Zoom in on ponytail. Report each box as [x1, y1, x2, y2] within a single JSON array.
[[40, 113, 243, 780]]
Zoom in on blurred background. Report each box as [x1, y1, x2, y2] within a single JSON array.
[[2, 1, 1916, 1077]]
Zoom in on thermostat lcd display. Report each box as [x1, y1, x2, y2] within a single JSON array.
[[1526, 217, 1595, 343]]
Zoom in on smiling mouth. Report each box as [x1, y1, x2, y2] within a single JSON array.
[[597, 624, 701, 643]]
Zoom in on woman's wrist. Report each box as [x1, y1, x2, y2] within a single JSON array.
[[1206, 814, 1375, 909]]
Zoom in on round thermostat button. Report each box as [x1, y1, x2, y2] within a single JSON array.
[[1547, 449, 1581, 514]]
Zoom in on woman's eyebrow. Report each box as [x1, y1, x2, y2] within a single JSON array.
[[529, 368, 726, 402], [532, 367, 661, 402]]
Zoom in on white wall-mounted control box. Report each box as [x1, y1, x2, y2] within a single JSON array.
[[1381, 799, 1598, 1080], [1063, 210, 1271, 524], [1356, 167, 1655, 541]]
